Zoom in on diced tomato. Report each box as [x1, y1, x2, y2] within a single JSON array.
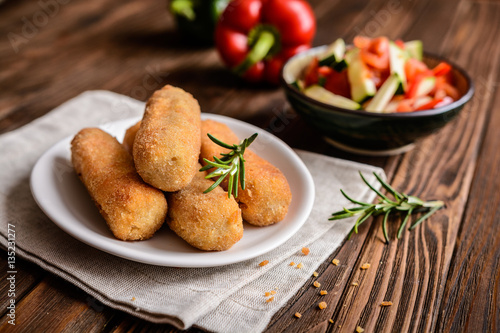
[[395, 39, 405, 49], [437, 81, 459, 100], [360, 37, 390, 70], [324, 69, 351, 98], [415, 98, 444, 111], [404, 58, 429, 83], [432, 62, 452, 76], [318, 66, 333, 77], [353, 36, 371, 49], [304, 57, 319, 87], [434, 88, 447, 100], [396, 99, 414, 112]]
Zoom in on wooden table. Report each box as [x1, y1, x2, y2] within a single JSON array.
[[1, 0, 499, 331]]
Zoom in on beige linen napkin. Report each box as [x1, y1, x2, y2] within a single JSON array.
[[0, 91, 384, 332]]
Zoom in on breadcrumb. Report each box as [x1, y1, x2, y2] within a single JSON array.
[[329, 319, 333, 323], [318, 301, 327, 310], [259, 260, 269, 267], [313, 271, 319, 277], [313, 281, 321, 288], [297, 263, 304, 269], [352, 282, 359, 286], [265, 292, 271, 297], [332, 259, 340, 266], [360, 263, 370, 270], [356, 326, 365, 332], [289, 261, 295, 266], [266, 297, 274, 303], [131, 297, 136, 301], [302, 247, 310, 255], [381, 301, 393, 307], [271, 290, 276, 295], [320, 290, 328, 295], [294, 312, 302, 318]]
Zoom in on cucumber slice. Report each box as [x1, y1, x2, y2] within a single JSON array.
[[405, 40, 423, 61], [415, 76, 436, 97], [291, 79, 305, 91], [347, 50, 377, 103], [304, 85, 361, 110], [319, 38, 346, 69], [389, 42, 408, 92], [365, 74, 400, 113]]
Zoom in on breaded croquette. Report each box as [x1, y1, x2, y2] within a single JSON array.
[[167, 166, 243, 251], [71, 128, 168, 241], [123, 120, 141, 154], [133, 85, 201, 192], [200, 120, 292, 226]]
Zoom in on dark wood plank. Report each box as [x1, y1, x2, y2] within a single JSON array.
[[435, 23, 500, 332], [0, 275, 113, 332]]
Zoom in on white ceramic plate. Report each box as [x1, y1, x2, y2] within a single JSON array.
[[30, 114, 315, 267]]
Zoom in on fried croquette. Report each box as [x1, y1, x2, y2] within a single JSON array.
[[71, 128, 168, 241], [200, 120, 292, 226], [167, 166, 243, 251], [123, 120, 141, 154], [133, 85, 201, 192]]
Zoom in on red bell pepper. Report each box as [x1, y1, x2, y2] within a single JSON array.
[[215, 0, 316, 84]]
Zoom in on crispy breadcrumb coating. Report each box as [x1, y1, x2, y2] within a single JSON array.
[[166, 167, 243, 251], [133, 85, 201, 192], [200, 119, 292, 226], [71, 128, 168, 241]]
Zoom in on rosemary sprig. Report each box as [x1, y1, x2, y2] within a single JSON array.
[[329, 172, 445, 244], [200, 132, 258, 198]]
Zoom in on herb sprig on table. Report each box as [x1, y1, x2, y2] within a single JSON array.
[[330, 172, 445, 244], [200, 133, 258, 199]]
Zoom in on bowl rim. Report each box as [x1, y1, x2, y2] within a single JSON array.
[[280, 44, 475, 118]]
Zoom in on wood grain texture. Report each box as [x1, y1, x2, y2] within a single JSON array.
[[0, 0, 499, 331]]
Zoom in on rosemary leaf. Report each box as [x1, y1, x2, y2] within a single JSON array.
[[201, 132, 258, 198], [330, 172, 445, 243]]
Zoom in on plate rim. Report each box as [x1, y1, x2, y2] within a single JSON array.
[[30, 114, 315, 267]]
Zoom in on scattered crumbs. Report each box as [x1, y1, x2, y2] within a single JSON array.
[[352, 282, 359, 286], [329, 319, 333, 324], [289, 261, 296, 266], [332, 259, 340, 266], [266, 297, 274, 303], [320, 290, 328, 295], [381, 301, 393, 307], [259, 260, 269, 267], [294, 312, 302, 318], [265, 292, 271, 297], [313, 281, 321, 288], [356, 326, 365, 333], [318, 301, 327, 310], [313, 271, 319, 277], [297, 262, 304, 269], [360, 263, 371, 270], [338, 325, 342, 328], [271, 290, 276, 295], [302, 247, 310, 255], [131, 297, 136, 301]]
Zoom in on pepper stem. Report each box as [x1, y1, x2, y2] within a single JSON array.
[[233, 30, 276, 75]]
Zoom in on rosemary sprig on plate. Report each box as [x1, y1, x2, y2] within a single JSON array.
[[329, 172, 445, 244], [200, 133, 258, 198]]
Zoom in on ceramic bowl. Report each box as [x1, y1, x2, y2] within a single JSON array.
[[281, 45, 474, 155]]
